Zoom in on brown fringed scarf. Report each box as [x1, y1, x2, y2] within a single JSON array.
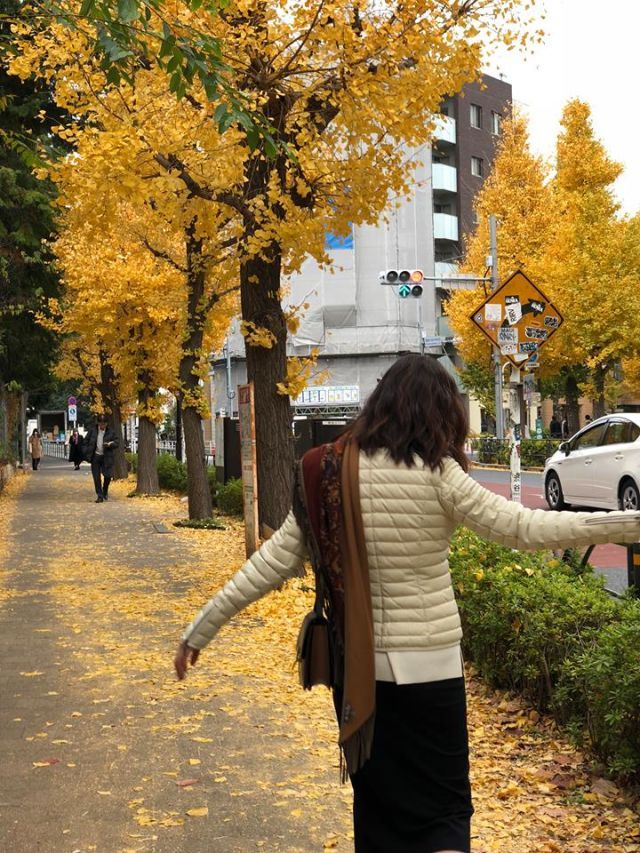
[[293, 438, 376, 777]]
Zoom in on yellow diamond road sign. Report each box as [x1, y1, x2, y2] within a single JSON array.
[[470, 270, 563, 367]]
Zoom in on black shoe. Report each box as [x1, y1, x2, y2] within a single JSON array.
[[103, 494, 108, 501], [95, 496, 104, 503]]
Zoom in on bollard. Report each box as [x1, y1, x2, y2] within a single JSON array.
[[627, 543, 640, 597]]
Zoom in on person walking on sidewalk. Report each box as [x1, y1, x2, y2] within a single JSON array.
[[28, 429, 42, 471], [174, 354, 640, 853], [68, 428, 84, 470], [83, 415, 119, 503]]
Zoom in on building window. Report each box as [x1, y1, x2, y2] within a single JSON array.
[[470, 103, 482, 129], [471, 156, 484, 177], [491, 111, 502, 135]]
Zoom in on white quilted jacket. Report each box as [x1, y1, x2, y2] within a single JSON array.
[[183, 452, 640, 652]]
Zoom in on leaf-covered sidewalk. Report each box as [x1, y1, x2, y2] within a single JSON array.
[[1, 459, 638, 852]]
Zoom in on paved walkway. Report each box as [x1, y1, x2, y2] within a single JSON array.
[[0, 458, 347, 852]]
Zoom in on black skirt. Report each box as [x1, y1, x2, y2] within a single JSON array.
[[337, 678, 473, 853]]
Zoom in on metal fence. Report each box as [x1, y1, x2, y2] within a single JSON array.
[[155, 440, 215, 466], [42, 440, 68, 459], [42, 438, 215, 466]]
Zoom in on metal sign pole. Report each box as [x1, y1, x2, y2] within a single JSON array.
[[627, 544, 640, 596], [490, 215, 505, 440]]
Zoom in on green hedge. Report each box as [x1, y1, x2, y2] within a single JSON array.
[[471, 436, 562, 467], [215, 477, 244, 517], [450, 527, 640, 781], [155, 453, 187, 492]]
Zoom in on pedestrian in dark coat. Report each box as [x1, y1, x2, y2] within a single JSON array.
[[83, 415, 119, 502], [549, 416, 561, 438], [68, 429, 84, 469]]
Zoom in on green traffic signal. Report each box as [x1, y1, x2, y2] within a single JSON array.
[[398, 284, 411, 298]]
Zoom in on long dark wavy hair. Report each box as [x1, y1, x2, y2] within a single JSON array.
[[348, 354, 469, 471]]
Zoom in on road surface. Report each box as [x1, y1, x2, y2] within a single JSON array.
[[470, 467, 630, 595]]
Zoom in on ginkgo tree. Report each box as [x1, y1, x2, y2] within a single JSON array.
[[43, 122, 239, 516], [539, 100, 640, 425], [445, 110, 554, 419], [50, 205, 186, 496], [448, 102, 640, 433], [13, 0, 542, 528]]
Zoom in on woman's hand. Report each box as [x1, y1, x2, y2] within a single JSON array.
[[174, 641, 200, 680]]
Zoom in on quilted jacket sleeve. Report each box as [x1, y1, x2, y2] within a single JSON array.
[[438, 459, 640, 551], [182, 510, 307, 650]]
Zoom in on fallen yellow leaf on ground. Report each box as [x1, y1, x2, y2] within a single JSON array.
[[185, 807, 208, 817]]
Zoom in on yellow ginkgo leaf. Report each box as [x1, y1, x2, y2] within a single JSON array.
[[186, 807, 209, 818]]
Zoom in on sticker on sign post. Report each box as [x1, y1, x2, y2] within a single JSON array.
[[525, 326, 548, 340], [505, 296, 522, 325], [485, 303, 502, 322], [498, 327, 518, 346]]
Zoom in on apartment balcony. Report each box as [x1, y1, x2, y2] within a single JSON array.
[[432, 163, 457, 193], [435, 261, 459, 279], [436, 314, 454, 341], [435, 262, 486, 292], [433, 213, 459, 241], [433, 114, 456, 145]]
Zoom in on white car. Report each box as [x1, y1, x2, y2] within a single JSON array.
[[544, 414, 640, 511]]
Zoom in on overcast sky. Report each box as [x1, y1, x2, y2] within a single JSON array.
[[486, 0, 639, 216]]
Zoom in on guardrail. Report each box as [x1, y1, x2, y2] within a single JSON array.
[[470, 437, 562, 468], [156, 440, 215, 466], [43, 437, 216, 466], [42, 440, 68, 459]]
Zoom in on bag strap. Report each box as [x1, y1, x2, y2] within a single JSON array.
[[313, 560, 325, 618]]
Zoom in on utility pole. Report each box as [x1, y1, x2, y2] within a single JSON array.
[[489, 215, 505, 439]]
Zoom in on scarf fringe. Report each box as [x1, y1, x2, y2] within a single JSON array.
[[340, 712, 376, 782]]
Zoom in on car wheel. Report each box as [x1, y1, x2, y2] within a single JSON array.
[[619, 479, 640, 511], [545, 472, 567, 510]]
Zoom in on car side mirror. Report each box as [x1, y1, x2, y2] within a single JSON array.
[[559, 441, 570, 456]]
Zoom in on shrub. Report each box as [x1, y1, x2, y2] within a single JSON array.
[[207, 466, 219, 505], [449, 528, 640, 779], [451, 530, 619, 709], [216, 477, 244, 517], [125, 452, 138, 473], [470, 436, 561, 468], [156, 453, 187, 493], [174, 517, 226, 530], [555, 601, 640, 779]]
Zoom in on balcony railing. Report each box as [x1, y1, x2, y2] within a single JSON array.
[[432, 163, 457, 193], [433, 114, 456, 144], [436, 314, 453, 340], [433, 213, 459, 241]]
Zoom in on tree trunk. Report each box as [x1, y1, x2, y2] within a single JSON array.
[[564, 373, 580, 436], [592, 363, 607, 418], [99, 352, 128, 479], [136, 414, 160, 494], [182, 403, 212, 519], [175, 402, 183, 462], [240, 254, 293, 532], [177, 222, 214, 520]]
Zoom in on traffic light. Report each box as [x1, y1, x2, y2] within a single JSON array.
[[378, 269, 424, 298]]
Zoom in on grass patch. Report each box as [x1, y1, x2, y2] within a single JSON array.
[[173, 517, 226, 530]]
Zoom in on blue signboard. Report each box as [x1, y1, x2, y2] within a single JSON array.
[[324, 227, 353, 250]]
